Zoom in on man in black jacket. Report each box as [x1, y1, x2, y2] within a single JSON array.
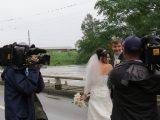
[[109, 35, 160, 120]]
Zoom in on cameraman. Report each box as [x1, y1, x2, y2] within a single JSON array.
[[109, 35, 160, 120], [2, 55, 45, 120]]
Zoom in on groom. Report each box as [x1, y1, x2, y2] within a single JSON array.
[[107, 37, 123, 99], [111, 36, 124, 67]]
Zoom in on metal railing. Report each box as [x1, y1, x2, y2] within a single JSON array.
[[43, 75, 83, 90], [43, 75, 83, 80], [0, 70, 84, 90]]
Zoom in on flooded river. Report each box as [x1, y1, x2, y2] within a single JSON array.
[[0, 65, 86, 86], [41, 65, 86, 77], [40, 65, 86, 86]]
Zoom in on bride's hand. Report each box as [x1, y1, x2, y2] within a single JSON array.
[[80, 94, 87, 101]]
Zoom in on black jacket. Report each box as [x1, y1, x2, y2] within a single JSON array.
[[110, 60, 160, 120]]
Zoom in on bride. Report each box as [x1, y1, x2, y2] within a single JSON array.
[[82, 48, 113, 120]]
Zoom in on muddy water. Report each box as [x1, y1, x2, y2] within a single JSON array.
[[41, 65, 86, 86]]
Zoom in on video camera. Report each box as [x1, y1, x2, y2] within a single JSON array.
[[0, 42, 50, 68], [141, 35, 160, 71]]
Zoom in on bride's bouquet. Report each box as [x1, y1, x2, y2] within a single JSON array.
[[73, 93, 87, 108]]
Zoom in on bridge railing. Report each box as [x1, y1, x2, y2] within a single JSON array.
[[0, 71, 84, 90], [43, 75, 83, 90]]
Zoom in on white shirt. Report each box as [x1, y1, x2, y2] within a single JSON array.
[[114, 54, 120, 67]]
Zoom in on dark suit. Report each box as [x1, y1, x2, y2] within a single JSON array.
[[108, 52, 124, 98], [113, 53, 124, 67]]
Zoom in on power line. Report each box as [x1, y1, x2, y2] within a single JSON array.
[[0, 0, 92, 31], [0, 3, 77, 23]]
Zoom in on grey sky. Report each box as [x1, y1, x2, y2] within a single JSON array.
[[0, 0, 98, 48]]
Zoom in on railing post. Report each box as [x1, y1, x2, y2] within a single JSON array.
[[55, 77, 62, 90]]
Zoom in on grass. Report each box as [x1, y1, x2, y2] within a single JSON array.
[[49, 51, 78, 66]]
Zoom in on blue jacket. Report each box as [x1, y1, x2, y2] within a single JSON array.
[[4, 67, 45, 120]]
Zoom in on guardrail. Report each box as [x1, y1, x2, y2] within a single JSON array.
[[0, 70, 84, 90], [43, 75, 83, 80], [43, 75, 83, 90]]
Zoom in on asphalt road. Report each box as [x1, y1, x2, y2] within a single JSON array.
[[0, 85, 87, 120]]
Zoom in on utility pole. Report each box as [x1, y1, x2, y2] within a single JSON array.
[[28, 30, 30, 46]]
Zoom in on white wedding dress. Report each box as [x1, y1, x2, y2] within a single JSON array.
[[87, 75, 112, 120], [84, 54, 113, 120]]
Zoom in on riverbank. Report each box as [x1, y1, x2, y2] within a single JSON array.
[[49, 51, 78, 66]]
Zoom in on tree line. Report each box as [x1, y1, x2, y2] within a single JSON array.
[[76, 0, 160, 63]]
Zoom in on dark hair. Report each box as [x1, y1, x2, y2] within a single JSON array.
[[96, 48, 110, 60]]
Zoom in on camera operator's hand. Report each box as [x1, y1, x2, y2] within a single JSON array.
[[31, 55, 39, 62], [27, 55, 40, 69], [31, 55, 43, 69], [27, 55, 43, 69]]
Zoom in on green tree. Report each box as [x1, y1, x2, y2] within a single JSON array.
[[77, 0, 160, 64], [95, 0, 160, 36], [76, 14, 111, 63]]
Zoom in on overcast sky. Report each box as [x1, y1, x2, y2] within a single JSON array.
[[0, 0, 98, 48]]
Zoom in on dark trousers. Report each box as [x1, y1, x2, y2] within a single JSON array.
[[34, 94, 48, 120]]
